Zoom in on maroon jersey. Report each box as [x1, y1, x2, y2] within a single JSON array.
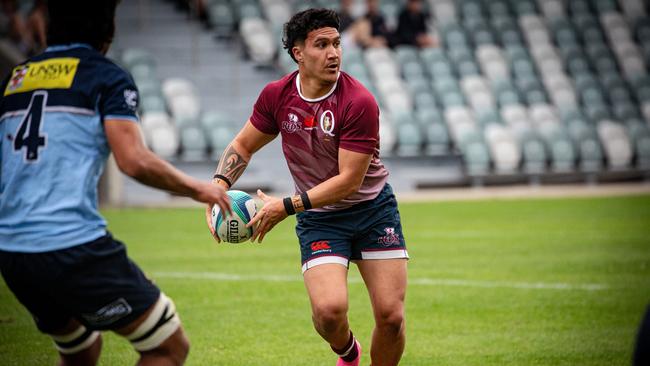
[[250, 71, 389, 211]]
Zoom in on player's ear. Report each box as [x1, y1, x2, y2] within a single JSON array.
[[292, 46, 303, 63]]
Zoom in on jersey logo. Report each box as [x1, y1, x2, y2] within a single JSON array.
[[378, 227, 400, 247], [7, 65, 28, 92], [282, 112, 301, 133], [81, 298, 133, 327], [123, 89, 138, 111], [304, 115, 316, 130], [4, 58, 80, 96], [319, 110, 335, 136], [310, 240, 332, 254]]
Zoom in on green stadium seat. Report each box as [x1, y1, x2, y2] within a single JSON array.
[[136, 79, 163, 99], [512, 59, 536, 79], [634, 131, 650, 169], [512, 0, 537, 15], [395, 123, 423, 157], [441, 92, 466, 108], [573, 13, 598, 30], [432, 76, 461, 95], [520, 134, 547, 174], [612, 102, 640, 121], [594, 58, 619, 75], [625, 118, 649, 137], [234, 0, 262, 20], [525, 89, 548, 104], [428, 61, 454, 78], [208, 2, 235, 37], [406, 77, 431, 96], [497, 89, 522, 106], [476, 109, 502, 127], [569, 0, 592, 18], [574, 73, 600, 91], [549, 136, 577, 172], [121, 48, 155, 70], [559, 107, 587, 124], [208, 125, 237, 160], [594, 0, 617, 13], [577, 137, 604, 172], [457, 61, 481, 76], [200, 111, 231, 133], [180, 126, 207, 162], [460, 132, 491, 175], [414, 92, 437, 111], [582, 27, 606, 45], [500, 29, 524, 46], [424, 122, 451, 155], [141, 95, 166, 114], [345, 61, 371, 81], [419, 47, 447, 65], [581, 88, 606, 105], [584, 104, 611, 123], [416, 107, 444, 126], [488, 1, 511, 18], [402, 61, 426, 80], [567, 57, 591, 76], [395, 45, 419, 64]]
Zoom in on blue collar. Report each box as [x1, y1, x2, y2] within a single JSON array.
[[45, 43, 94, 53]]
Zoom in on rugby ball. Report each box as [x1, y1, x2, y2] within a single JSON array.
[[211, 190, 257, 243]]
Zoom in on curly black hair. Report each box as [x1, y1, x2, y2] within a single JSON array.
[[47, 0, 120, 52], [282, 8, 340, 63]]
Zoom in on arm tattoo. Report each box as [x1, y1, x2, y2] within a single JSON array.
[[215, 143, 248, 187]]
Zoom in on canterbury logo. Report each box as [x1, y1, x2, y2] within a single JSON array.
[[311, 241, 331, 251]]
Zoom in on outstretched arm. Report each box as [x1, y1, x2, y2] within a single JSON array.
[[104, 119, 230, 214]]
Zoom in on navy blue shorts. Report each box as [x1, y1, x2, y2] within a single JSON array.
[[296, 184, 409, 273], [0, 234, 160, 333]]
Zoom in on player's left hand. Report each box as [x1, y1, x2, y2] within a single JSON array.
[[247, 189, 288, 243], [205, 205, 221, 244]]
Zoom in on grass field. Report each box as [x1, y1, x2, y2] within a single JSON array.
[[1, 194, 649, 365]]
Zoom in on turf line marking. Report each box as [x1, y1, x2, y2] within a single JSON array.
[[152, 271, 609, 291]]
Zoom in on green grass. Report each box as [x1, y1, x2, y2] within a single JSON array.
[[1, 195, 649, 365]]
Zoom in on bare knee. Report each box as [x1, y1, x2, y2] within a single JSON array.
[[312, 302, 348, 334], [375, 308, 405, 336]]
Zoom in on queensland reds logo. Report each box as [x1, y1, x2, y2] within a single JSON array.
[[319, 110, 335, 136], [282, 113, 301, 133], [378, 227, 400, 247]]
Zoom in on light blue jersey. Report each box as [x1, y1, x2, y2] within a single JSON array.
[[0, 44, 140, 252]]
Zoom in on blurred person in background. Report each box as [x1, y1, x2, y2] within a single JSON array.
[[208, 8, 408, 366], [0, 0, 231, 365], [1, 0, 46, 55], [393, 0, 435, 48]]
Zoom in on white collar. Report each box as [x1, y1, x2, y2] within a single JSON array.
[[295, 72, 340, 102]]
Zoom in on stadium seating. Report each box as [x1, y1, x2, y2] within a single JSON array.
[[124, 0, 650, 184]]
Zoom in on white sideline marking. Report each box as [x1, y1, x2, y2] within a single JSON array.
[[152, 271, 609, 291]]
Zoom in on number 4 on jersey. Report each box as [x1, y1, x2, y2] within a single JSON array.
[[14, 91, 47, 162]]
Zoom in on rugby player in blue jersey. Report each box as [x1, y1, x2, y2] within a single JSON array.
[[0, 1, 230, 365]]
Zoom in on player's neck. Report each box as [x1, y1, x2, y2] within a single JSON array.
[[297, 72, 337, 100]]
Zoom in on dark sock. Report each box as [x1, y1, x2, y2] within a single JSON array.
[[331, 331, 358, 362]]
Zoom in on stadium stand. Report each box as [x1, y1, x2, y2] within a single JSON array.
[[104, 0, 650, 193]]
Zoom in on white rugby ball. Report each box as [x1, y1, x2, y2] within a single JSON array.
[[211, 190, 257, 243]]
